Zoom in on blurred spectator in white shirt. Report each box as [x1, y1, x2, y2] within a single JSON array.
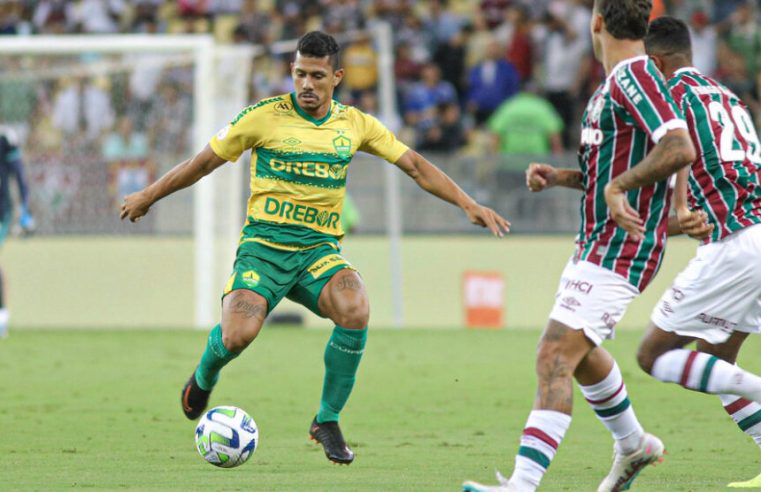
[[689, 10, 717, 76]]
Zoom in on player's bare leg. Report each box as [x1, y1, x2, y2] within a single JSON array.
[[638, 323, 761, 403], [465, 317, 662, 492], [181, 290, 267, 420], [577, 346, 663, 492], [308, 268, 369, 464], [692, 332, 761, 488]]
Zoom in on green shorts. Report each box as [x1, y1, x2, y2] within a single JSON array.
[[223, 240, 355, 317]]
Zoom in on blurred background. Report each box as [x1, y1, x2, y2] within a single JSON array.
[[0, 0, 757, 330]]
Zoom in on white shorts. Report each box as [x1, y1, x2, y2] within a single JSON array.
[[549, 258, 639, 345], [651, 224, 761, 344]]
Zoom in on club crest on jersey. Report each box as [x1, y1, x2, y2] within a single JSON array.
[[588, 95, 605, 123], [333, 130, 352, 158], [216, 125, 230, 141], [241, 270, 260, 287]]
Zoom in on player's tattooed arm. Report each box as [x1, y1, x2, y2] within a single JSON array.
[[604, 129, 696, 239]]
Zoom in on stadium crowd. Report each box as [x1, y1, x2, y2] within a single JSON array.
[[0, 0, 759, 157]]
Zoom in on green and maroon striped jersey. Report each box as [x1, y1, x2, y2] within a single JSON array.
[[668, 67, 761, 243], [577, 56, 686, 291]]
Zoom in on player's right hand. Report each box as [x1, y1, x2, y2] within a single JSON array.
[[120, 191, 152, 223], [677, 207, 714, 240], [526, 163, 557, 192]]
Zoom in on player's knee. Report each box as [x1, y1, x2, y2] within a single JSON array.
[[636, 343, 658, 375], [333, 300, 369, 329], [221, 324, 257, 352]]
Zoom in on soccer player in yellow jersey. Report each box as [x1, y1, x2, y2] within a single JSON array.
[[121, 31, 510, 464]]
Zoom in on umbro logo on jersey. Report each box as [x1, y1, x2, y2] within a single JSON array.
[[282, 137, 301, 146]]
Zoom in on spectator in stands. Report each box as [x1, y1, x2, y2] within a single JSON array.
[[466, 37, 520, 124], [148, 82, 192, 156], [83, 76, 115, 141], [418, 103, 466, 152], [500, 4, 534, 81], [131, 1, 162, 34], [396, 12, 435, 64], [102, 116, 148, 162], [715, 0, 747, 23], [480, 0, 512, 29], [464, 13, 494, 70], [428, 0, 466, 44], [539, 0, 591, 149], [689, 10, 717, 76], [722, 0, 761, 77], [372, 0, 413, 31], [394, 44, 422, 87], [403, 62, 458, 127], [486, 84, 564, 157], [72, 0, 126, 34], [341, 33, 378, 104], [51, 77, 81, 138], [234, 0, 275, 44], [433, 28, 468, 100], [32, 0, 74, 34], [323, 0, 366, 32], [0, 1, 21, 35]]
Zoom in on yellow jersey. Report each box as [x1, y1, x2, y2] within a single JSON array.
[[210, 93, 409, 250]]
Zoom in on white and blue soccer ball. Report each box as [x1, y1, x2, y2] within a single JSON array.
[[195, 406, 258, 468]]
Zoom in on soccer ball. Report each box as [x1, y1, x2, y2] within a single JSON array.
[[195, 406, 258, 468]]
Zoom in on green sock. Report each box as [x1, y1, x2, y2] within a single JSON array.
[[194, 324, 240, 391], [317, 326, 368, 423]]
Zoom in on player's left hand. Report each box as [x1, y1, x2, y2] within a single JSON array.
[[120, 191, 153, 223], [677, 207, 714, 240], [464, 203, 511, 237], [604, 181, 645, 240]]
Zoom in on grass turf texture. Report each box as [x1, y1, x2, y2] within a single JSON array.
[[1, 328, 759, 491]]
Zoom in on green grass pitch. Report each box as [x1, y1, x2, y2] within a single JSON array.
[[1, 328, 759, 491]]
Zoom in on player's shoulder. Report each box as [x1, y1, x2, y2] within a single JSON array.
[[608, 56, 664, 96], [670, 68, 738, 101], [229, 94, 293, 125], [333, 101, 378, 127]]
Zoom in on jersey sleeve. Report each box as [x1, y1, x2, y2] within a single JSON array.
[[356, 110, 410, 163], [610, 59, 687, 144], [209, 105, 266, 162]]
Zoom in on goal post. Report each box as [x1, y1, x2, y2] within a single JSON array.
[[0, 35, 246, 328]]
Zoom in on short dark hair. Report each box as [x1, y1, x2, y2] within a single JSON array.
[[594, 0, 652, 40], [645, 16, 692, 58], [295, 31, 341, 69]]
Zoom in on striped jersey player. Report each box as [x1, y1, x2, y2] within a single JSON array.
[[463, 3, 699, 492], [669, 71, 761, 241], [576, 56, 688, 291], [637, 17, 761, 489]]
